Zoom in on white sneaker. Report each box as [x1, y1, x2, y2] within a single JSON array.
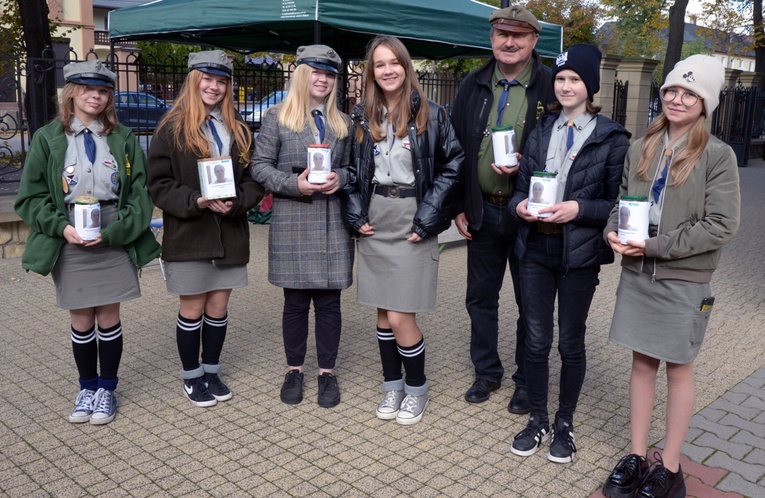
[[395, 393, 429, 425], [376, 390, 406, 420], [68, 389, 96, 423], [90, 388, 117, 425]]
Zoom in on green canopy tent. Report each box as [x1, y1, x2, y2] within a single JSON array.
[[108, 0, 562, 59]]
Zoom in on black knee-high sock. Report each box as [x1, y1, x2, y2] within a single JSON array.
[[97, 322, 123, 391], [398, 338, 426, 387], [71, 324, 98, 389], [176, 314, 203, 371], [201, 313, 228, 366], [377, 327, 402, 382]]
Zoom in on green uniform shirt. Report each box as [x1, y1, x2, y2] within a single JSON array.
[[477, 62, 532, 197]]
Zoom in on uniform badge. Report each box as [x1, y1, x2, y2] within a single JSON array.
[[111, 172, 120, 185], [373, 144, 381, 156]]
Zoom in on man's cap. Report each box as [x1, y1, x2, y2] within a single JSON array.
[[63, 60, 116, 88], [188, 50, 233, 77], [489, 5, 542, 34], [296, 44, 342, 74]]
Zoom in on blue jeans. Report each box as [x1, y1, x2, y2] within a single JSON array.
[[466, 200, 525, 386], [520, 231, 600, 424]]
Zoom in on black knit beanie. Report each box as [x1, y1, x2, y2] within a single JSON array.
[[552, 44, 602, 102]]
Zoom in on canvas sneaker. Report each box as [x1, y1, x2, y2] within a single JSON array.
[[395, 393, 429, 425], [68, 388, 96, 423], [280, 369, 304, 405], [183, 376, 217, 407], [204, 372, 233, 402], [603, 453, 650, 498], [90, 388, 117, 425], [510, 416, 550, 457], [317, 372, 340, 408], [548, 419, 577, 463], [376, 390, 406, 420]]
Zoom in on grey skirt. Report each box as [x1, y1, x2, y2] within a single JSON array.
[[164, 260, 248, 295], [609, 268, 712, 364], [52, 203, 140, 310], [357, 193, 439, 313]]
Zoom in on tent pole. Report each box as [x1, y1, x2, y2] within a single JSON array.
[[500, 0, 510, 7], [314, 21, 321, 44]]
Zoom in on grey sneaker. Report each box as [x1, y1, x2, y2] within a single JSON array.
[[69, 388, 96, 423], [90, 388, 117, 425], [376, 390, 406, 420], [395, 393, 429, 425]]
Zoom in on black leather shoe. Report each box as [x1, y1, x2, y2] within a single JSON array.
[[508, 386, 531, 414], [602, 453, 649, 498], [464, 379, 500, 403]]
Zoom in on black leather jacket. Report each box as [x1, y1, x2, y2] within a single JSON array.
[[344, 91, 464, 239]]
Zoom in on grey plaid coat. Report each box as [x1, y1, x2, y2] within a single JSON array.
[[251, 107, 354, 289]]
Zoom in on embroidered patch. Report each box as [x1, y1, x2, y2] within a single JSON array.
[[373, 144, 381, 156], [683, 71, 695, 83], [111, 172, 119, 185], [555, 52, 568, 67]]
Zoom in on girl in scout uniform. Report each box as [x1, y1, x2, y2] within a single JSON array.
[[251, 44, 353, 408], [147, 50, 264, 408], [15, 60, 160, 425], [602, 55, 740, 498], [345, 36, 463, 425]]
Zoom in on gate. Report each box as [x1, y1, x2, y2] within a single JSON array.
[[711, 85, 762, 167], [611, 79, 628, 126]]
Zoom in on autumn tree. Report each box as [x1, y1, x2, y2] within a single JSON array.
[[664, 0, 689, 80], [598, 0, 667, 58], [526, 0, 602, 47]]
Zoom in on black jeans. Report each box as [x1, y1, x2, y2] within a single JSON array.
[[466, 200, 526, 387], [282, 288, 342, 370], [520, 231, 600, 424]]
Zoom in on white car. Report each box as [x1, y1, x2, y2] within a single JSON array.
[[239, 90, 288, 129]]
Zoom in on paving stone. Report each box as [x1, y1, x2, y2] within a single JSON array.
[[692, 433, 752, 459], [717, 471, 765, 498], [705, 452, 764, 483]]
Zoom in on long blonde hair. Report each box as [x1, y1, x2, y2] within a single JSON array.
[[157, 70, 252, 165], [58, 83, 118, 135], [636, 113, 708, 187], [360, 36, 428, 143], [278, 64, 349, 139]]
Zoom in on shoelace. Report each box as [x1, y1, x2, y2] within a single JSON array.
[[93, 390, 112, 413], [552, 426, 577, 453], [285, 371, 301, 388], [641, 451, 672, 492], [400, 395, 418, 414], [515, 424, 545, 441], [319, 375, 337, 395], [611, 454, 640, 479], [74, 390, 95, 411], [381, 390, 400, 408]]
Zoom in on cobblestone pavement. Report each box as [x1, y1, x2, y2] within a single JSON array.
[[1, 161, 763, 497]]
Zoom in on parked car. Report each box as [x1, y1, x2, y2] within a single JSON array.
[[238, 90, 288, 129], [114, 91, 170, 132]]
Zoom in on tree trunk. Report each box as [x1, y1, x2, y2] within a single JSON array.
[[663, 0, 690, 80], [17, 0, 57, 135], [754, 0, 765, 90]]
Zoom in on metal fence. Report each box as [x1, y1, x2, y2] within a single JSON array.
[[711, 84, 765, 167], [611, 79, 628, 126]]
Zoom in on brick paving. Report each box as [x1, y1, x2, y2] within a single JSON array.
[[0, 160, 763, 497]]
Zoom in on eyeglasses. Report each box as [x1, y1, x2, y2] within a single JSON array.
[[661, 88, 702, 107]]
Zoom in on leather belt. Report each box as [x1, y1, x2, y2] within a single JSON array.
[[482, 193, 509, 206], [374, 185, 416, 199], [534, 222, 564, 234]]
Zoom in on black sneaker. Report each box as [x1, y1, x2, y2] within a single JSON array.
[[637, 452, 686, 498], [280, 369, 304, 404], [510, 416, 550, 457], [602, 453, 649, 498], [203, 372, 233, 402], [548, 419, 577, 463], [183, 376, 217, 407], [317, 372, 340, 408]]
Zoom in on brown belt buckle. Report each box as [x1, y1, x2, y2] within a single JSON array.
[[388, 186, 400, 198]]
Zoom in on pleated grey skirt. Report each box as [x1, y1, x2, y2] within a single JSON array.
[[52, 203, 140, 310], [357, 193, 439, 313], [164, 260, 248, 295], [609, 268, 712, 364]]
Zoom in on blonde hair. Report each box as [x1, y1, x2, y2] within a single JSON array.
[[58, 83, 118, 135], [157, 70, 252, 165], [359, 36, 428, 143], [277, 64, 349, 139], [636, 113, 708, 187]]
